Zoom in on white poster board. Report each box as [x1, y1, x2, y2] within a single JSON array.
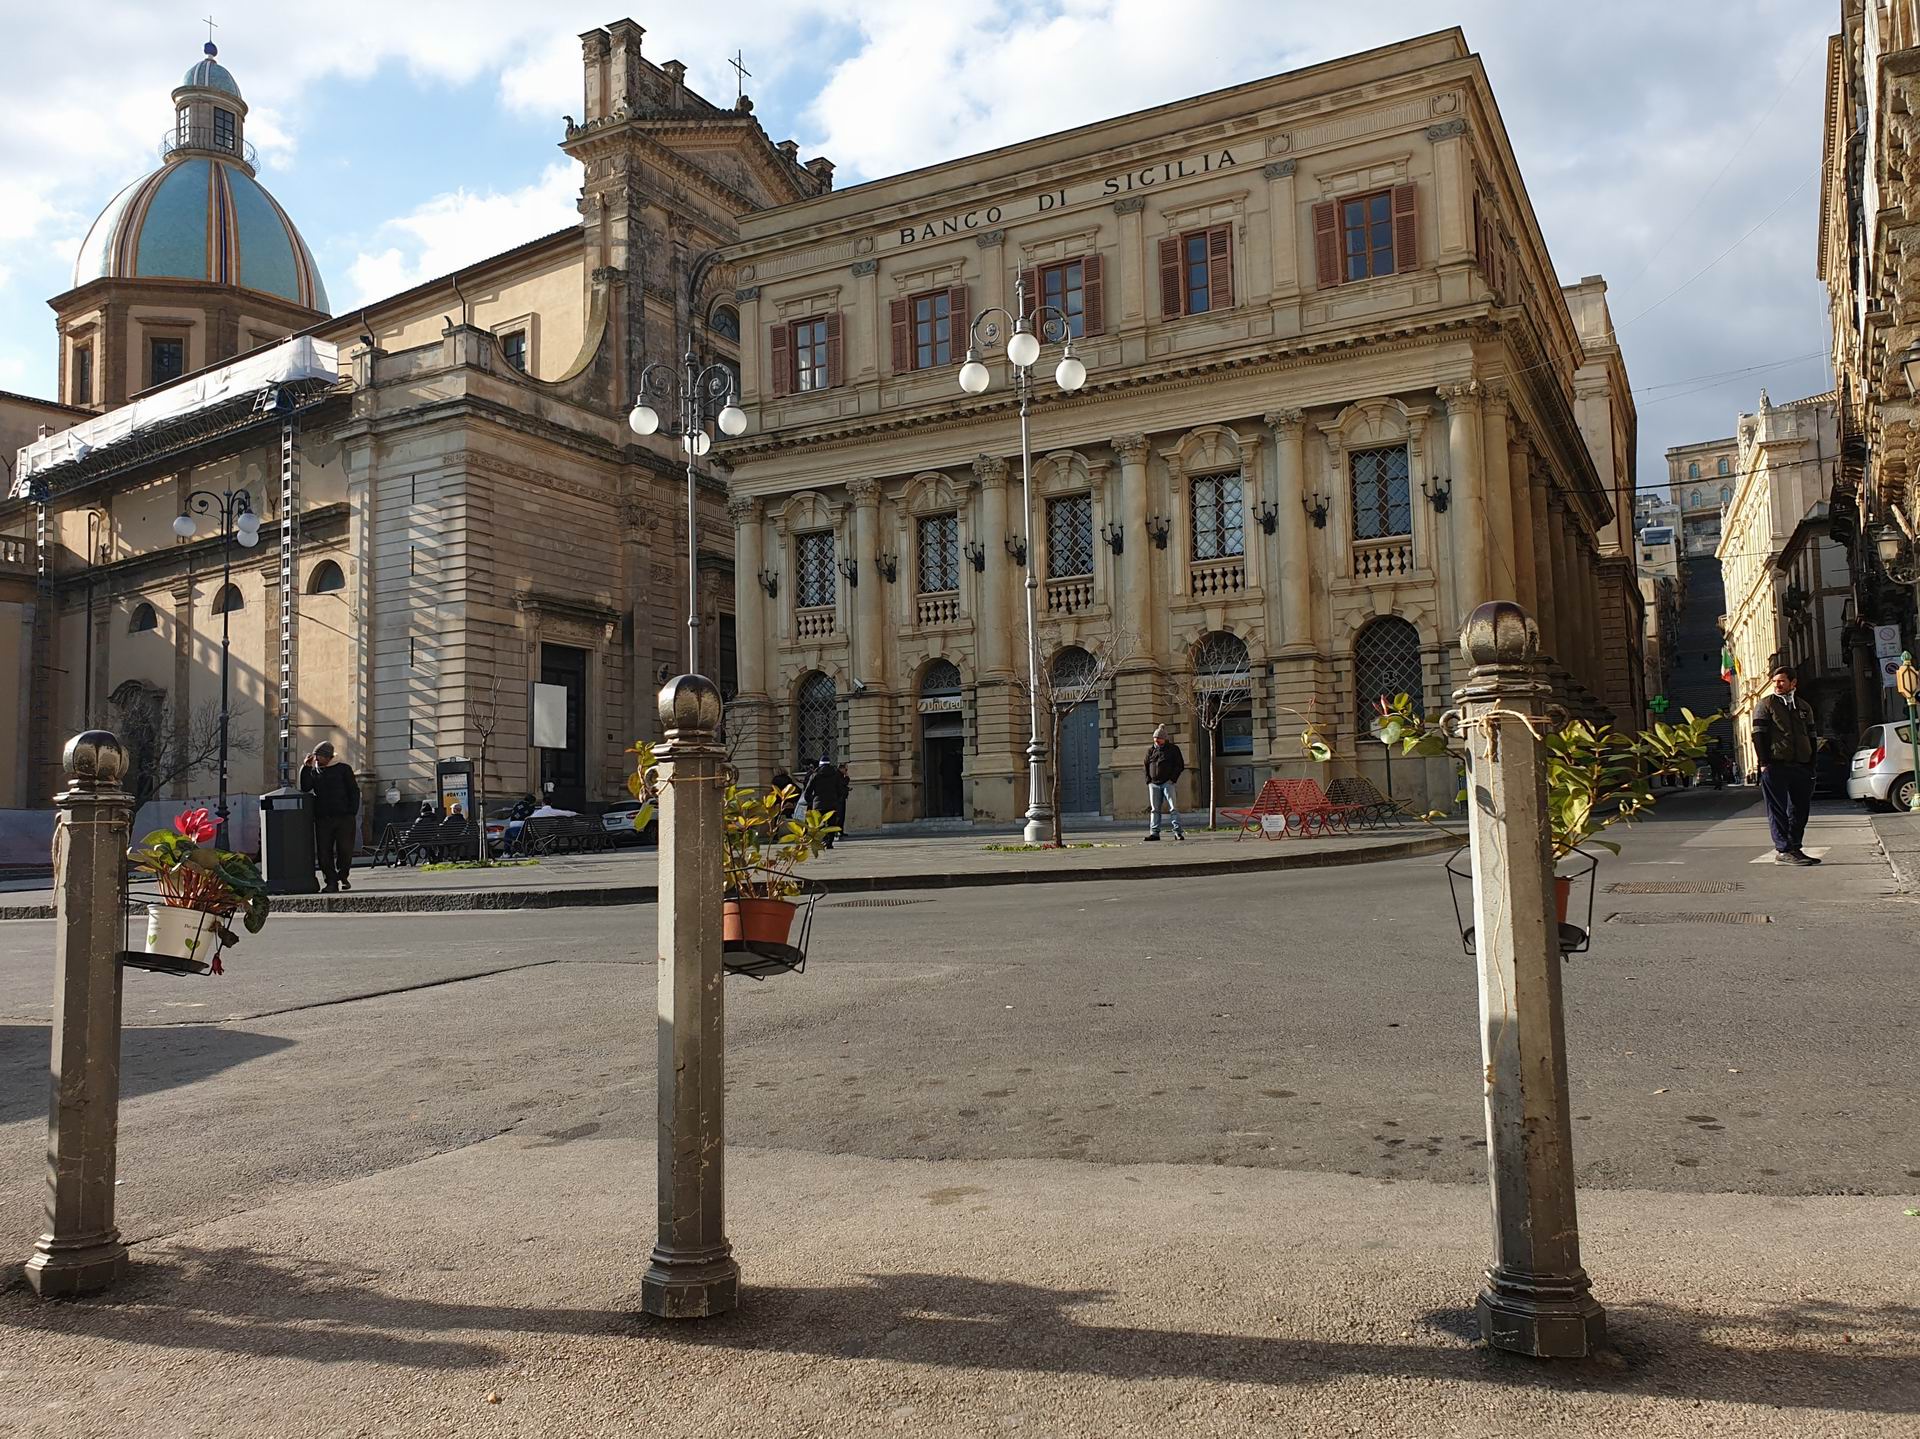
[[532, 683, 569, 749]]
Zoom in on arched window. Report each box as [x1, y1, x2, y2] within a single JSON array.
[[922, 658, 962, 695], [1717, 456, 1730, 476], [710, 305, 740, 343], [795, 672, 838, 766], [1689, 489, 1702, 509], [1355, 617, 1423, 728], [307, 560, 345, 594], [1051, 645, 1097, 691], [128, 601, 158, 633], [211, 583, 244, 614], [1687, 462, 1699, 479], [1719, 486, 1733, 507]]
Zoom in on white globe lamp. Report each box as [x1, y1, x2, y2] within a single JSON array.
[[628, 402, 661, 436]]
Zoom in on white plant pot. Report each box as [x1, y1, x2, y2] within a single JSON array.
[[144, 903, 219, 962]]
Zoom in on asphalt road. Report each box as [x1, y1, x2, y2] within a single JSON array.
[[1, 789, 1914, 1270]]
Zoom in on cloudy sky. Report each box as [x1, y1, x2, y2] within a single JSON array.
[[1, 0, 1834, 492]]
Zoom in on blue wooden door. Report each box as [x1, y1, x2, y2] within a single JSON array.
[[1057, 702, 1101, 813]]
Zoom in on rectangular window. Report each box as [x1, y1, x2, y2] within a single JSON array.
[[917, 514, 959, 594], [912, 289, 953, 370], [1039, 260, 1085, 339], [500, 330, 527, 371], [1046, 495, 1093, 579], [1350, 445, 1412, 540], [1185, 232, 1212, 314], [149, 337, 185, 387], [1159, 226, 1233, 317], [73, 346, 92, 406], [795, 530, 835, 608], [1343, 190, 1397, 282], [1189, 472, 1244, 560], [793, 317, 830, 392], [213, 107, 235, 151]]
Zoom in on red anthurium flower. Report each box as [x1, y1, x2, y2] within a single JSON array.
[[174, 808, 216, 844]]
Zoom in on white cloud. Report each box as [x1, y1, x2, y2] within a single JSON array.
[[338, 160, 584, 309]]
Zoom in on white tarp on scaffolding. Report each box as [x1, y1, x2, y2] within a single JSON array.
[[10, 336, 340, 498]]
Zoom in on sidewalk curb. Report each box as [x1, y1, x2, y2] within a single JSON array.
[[0, 831, 1459, 921], [1868, 810, 1920, 892]]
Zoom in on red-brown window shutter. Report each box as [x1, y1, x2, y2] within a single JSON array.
[[1207, 226, 1233, 309], [1312, 201, 1340, 288], [889, 296, 911, 373], [769, 321, 791, 398], [1472, 192, 1483, 266], [824, 311, 844, 388], [1158, 236, 1182, 317], [1019, 267, 1039, 318], [1082, 253, 1106, 335], [1391, 183, 1418, 274], [946, 284, 969, 359]]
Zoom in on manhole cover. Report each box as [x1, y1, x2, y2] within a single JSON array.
[[1606, 911, 1771, 926], [1605, 880, 1743, 894], [829, 898, 932, 908]]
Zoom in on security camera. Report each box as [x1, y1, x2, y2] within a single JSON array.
[[851, 677, 868, 694]]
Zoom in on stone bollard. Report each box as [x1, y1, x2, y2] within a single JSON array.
[[1455, 602, 1605, 1358], [640, 675, 739, 1319], [25, 731, 134, 1297]]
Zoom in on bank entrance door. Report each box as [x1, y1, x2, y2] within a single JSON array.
[[919, 661, 966, 819], [539, 643, 589, 810]]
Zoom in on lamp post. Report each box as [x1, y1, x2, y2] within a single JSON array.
[[175, 488, 261, 843], [629, 352, 748, 676], [957, 273, 1090, 844]]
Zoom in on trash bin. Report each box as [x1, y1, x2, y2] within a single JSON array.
[[260, 787, 317, 895]]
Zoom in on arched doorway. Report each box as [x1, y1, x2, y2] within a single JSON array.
[[1052, 646, 1102, 814], [795, 672, 838, 767], [919, 659, 965, 818], [1354, 616, 1423, 800]]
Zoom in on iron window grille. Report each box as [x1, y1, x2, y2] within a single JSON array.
[[1046, 495, 1094, 579], [795, 531, 836, 608], [796, 672, 838, 765], [1354, 617, 1423, 730], [917, 513, 959, 594], [922, 659, 962, 695], [1350, 444, 1412, 540], [1189, 472, 1245, 560]]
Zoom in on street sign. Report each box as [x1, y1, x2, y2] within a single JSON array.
[[1881, 656, 1903, 689], [1875, 624, 1903, 659]]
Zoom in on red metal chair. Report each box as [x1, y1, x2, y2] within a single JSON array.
[[1220, 777, 1294, 840]]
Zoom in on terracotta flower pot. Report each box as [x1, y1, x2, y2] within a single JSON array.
[[144, 903, 219, 962], [724, 897, 796, 948], [1553, 876, 1573, 926]]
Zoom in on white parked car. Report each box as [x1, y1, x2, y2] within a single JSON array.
[[1847, 722, 1917, 811]]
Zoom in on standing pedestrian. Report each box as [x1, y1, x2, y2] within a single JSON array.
[[300, 740, 361, 892], [800, 756, 848, 847], [1143, 724, 1186, 842], [1751, 663, 1820, 865]]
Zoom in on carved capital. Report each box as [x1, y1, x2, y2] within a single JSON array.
[[1508, 415, 1534, 452], [1113, 197, 1147, 215], [972, 453, 1008, 486], [734, 285, 761, 302], [1426, 118, 1468, 141], [1437, 380, 1483, 414], [977, 229, 1005, 248], [1262, 160, 1296, 180], [846, 476, 881, 505], [727, 496, 761, 525], [850, 259, 878, 277], [1109, 433, 1149, 462], [1263, 408, 1306, 436]]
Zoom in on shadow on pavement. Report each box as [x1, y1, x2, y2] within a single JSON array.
[[0, 1026, 294, 1125], [3, 1252, 1915, 1414]]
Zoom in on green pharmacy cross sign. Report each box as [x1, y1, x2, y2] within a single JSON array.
[[1648, 695, 1671, 715]]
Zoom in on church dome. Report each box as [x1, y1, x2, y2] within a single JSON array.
[[72, 156, 329, 311], [182, 56, 242, 98]]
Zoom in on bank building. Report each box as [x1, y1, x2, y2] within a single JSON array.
[[2, 22, 1641, 836]]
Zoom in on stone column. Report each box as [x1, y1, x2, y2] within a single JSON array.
[[1264, 410, 1312, 649], [1582, 535, 1603, 699], [1507, 429, 1539, 615], [1455, 601, 1605, 1358], [848, 478, 885, 686], [1531, 476, 1559, 663], [973, 455, 1011, 677], [729, 498, 766, 698], [1480, 385, 1518, 603], [1440, 382, 1489, 620], [641, 676, 738, 1320], [25, 731, 133, 1297], [1110, 434, 1153, 646], [1557, 508, 1586, 683]]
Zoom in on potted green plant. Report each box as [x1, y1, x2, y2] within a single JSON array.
[[1370, 694, 1717, 921], [721, 782, 835, 948], [126, 807, 270, 973]]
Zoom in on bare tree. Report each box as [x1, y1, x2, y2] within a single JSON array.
[[1010, 626, 1137, 847], [100, 683, 259, 813], [1172, 631, 1254, 829], [469, 677, 502, 862]]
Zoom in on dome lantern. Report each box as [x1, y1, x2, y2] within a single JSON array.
[[170, 41, 253, 171]]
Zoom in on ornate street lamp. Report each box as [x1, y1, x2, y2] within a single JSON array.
[[630, 352, 748, 675], [956, 273, 1090, 843], [174, 488, 262, 843]]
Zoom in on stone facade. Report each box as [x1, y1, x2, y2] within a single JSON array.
[[1663, 436, 1739, 559], [721, 29, 1634, 826]]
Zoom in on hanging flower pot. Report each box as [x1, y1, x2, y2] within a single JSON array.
[[122, 807, 271, 977], [1553, 875, 1573, 927], [724, 896, 797, 949], [143, 903, 222, 965]]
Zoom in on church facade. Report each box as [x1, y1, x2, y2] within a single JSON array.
[[720, 28, 1642, 826]]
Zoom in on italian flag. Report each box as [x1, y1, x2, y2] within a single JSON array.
[[1719, 649, 1737, 684]]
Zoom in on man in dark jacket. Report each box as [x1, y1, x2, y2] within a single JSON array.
[[1143, 724, 1186, 841], [1750, 664, 1820, 865], [801, 757, 849, 847], [300, 740, 361, 892]]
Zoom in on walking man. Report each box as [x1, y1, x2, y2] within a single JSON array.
[[1751, 663, 1820, 866], [300, 740, 361, 892], [800, 756, 848, 848], [1143, 724, 1186, 842]]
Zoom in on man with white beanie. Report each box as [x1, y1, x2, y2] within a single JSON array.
[[1142, 724, 1186, 841]]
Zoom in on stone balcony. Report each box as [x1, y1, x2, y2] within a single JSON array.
[[1044, 575, 1094, 615], [1189, 556, 1246, 598], [1353, 537, 1414, 581], [915, 591, 959, 626], [794, 604, 835, 640]]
